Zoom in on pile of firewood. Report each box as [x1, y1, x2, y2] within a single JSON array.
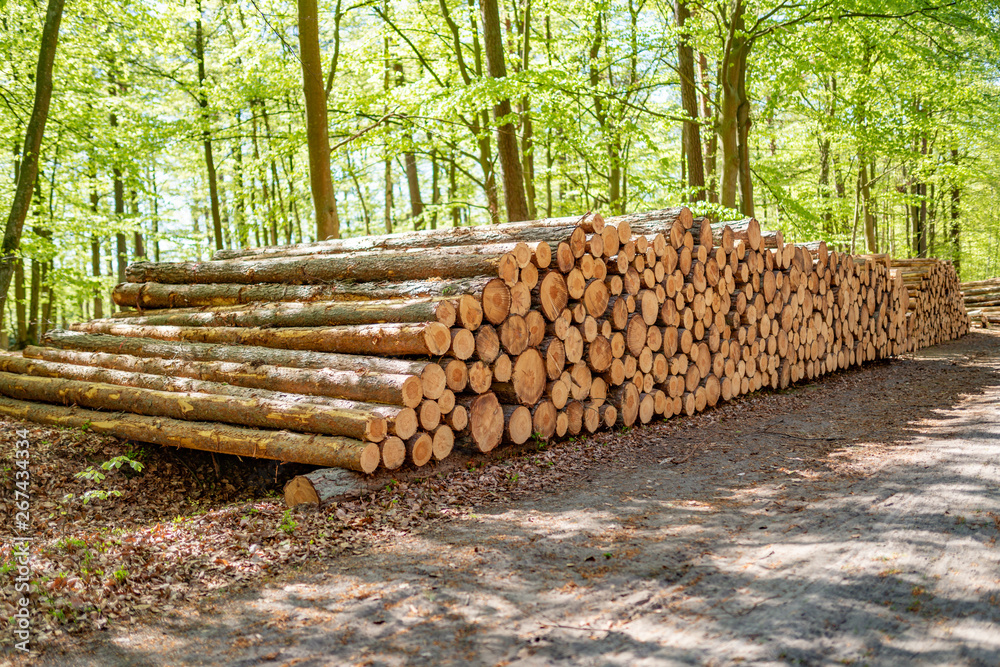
[[0, 208, 968, 477], [961, 277, 1000, 326], [891, 258, 970, 346]]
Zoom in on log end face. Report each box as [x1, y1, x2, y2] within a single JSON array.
[[360, 442, 381, 474], [432, 425, 454, 460], [469, 392, 503, 452], [283, 476, 320, 507], [421, 363, 447, 400], [512, 349, 546, 405], [401, 376, 424, 408], [458, 295, 484, 330], [482, 279, 512, 325], [426, 323, 453, 356], [381, 437, 406, 470]]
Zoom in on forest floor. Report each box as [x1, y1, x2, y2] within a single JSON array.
[[4, 330, 1000, 666]]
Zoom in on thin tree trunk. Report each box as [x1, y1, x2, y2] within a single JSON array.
[[14, 261, 26, 347], [249, 101, 271, 246], [298, 0, 341, 240], [131, 189, 145, 258], [195, 0, 224, 252], [951, 148, 960, 276], [699, 53, 718, 204], [479, 0, 529, 222], [259, 102, 290, 243], [232, 112, 248, 247], [0, 0, 64, 325], [517, 0, 536, 220], [149, 165, 161, 261], [89, 160, 103, 319], [393, 64, 425, 229], [718, 0, 746, 211], [109, 73, 128, 285], [676, 0, 704, 201], [430, 137, 440, 230]]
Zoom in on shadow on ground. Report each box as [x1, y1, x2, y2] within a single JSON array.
[[41, 331, 1000, 666]]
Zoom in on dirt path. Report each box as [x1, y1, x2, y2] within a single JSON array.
[[40, 331, 1000, 666]]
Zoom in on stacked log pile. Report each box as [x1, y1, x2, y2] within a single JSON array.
[[0, 209, 968, 477], [891, 258, 970, 346], [961, 277, 1000, 326]]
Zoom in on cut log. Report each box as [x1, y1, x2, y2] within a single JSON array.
[[284, 468, 372, 507], [456, 392, 504, 452], [100, 297, 459, 329], [0, 371, 388, 441], [67, 322, 453, 357], [445, 404, 469, 431], [28, 342, 426, 408], [502, 404, 533, 444], [0, 353, 417, 440], [407, 433, 433, 466], [113, 276, 501, 310], [126, 244, 521, 285], [213, 213, 598, 261], [381, 437, 407, 469], [432, 425, 454, 460], [0, 396, 380, 472], [532, 400, 557, 440]]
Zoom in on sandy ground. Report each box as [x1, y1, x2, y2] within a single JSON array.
[[28, 331, 1000, 666]]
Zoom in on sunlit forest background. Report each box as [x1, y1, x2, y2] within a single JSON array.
[[1, 0, 998, 346]]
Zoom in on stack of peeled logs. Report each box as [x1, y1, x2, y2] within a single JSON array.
[[890, 257, 970, 346], [0, 208, 968, 479], [961, 276, 1000, 327]]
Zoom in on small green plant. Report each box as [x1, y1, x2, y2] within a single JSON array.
[[507, 472, 520, 484], [113, 567, 128, 584], [65, 454, 144, 504], [279, 509, 298, 534]]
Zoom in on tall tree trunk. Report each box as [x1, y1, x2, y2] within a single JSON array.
[[383, 18, 393, 234], [439, 0, 499, 224], [699, 53, 718, 204], [232, 113, 248, 247], [859, 159, 876, 252], [14, 261, 26, 348], [545, 12, 554, 217], [818, 138, 831, 234], [479, 0, 529, 222], [676, 0, 704, 201], [131, 189, 145, 258], [195, 0, 224, 252], [735, 37, 753, 217], [917, 134, 928, 257], [393, 63, 425, 229], [517, 0, 536, 220], [298, 0, 341, 240], [430, 139, 440, 230], [449, 151, 460, 227], [249, 101, 271, 246], [108, 72, 128, 285], [589, 10, 620, 212], [259, 102, 290, 243], [718, 0, 746, 211], [951, 148, 960, 276], [149, 165, 161, 261], [0, 0, 63, 325], [89, 161, 103, 319], [113, 165, 126, 284]]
